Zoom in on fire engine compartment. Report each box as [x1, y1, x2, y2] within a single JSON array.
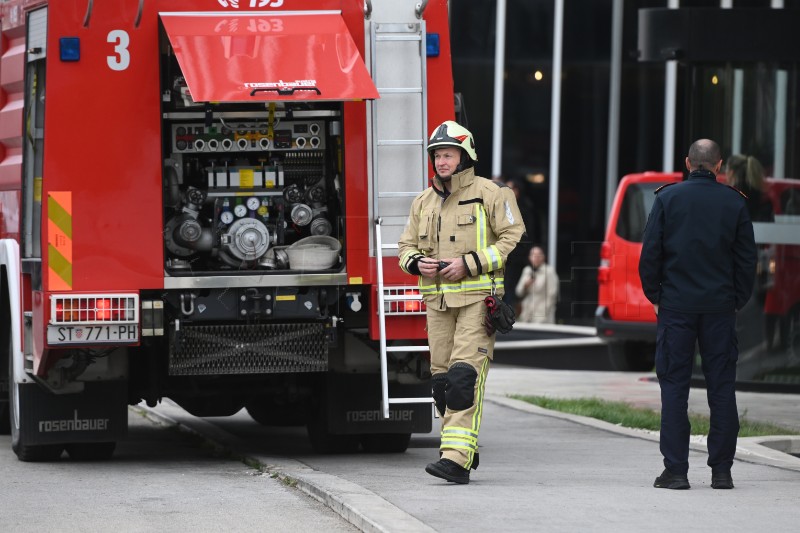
[[160, 54, 345, 276]]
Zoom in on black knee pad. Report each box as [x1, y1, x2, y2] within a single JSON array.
[[431, 373, 447, 416], [445, 362, 477, 411]]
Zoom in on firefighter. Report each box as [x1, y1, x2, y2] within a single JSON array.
[[639, 139, 757, 490], [398, 121, 524, 484]]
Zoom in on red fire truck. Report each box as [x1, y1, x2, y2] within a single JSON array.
[[0, 0, 452, 460]]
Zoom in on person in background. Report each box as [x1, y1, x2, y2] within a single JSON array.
[[725, 154, 774, 223], [515, 246, 559, 323], [639, 139, 757, 491], [726, 154, 780, 351]]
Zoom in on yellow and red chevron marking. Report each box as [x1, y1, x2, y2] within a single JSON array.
[[47, 191, 72, 290]]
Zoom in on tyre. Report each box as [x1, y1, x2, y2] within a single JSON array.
[[608, 341, 656, 372], [360, 433, 411, 453], [0, 284, 10, 435], [65, 442, 116, 461], [0, 343, 9, 435], [306, 403, 360, 454], [245, 399, 307, 427], [8, 337, 63, 462], [306, 424, 360, 454], [0, 396, 8, 435], [172, 396, 244, 418]]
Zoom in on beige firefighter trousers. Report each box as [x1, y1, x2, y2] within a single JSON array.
[[426, 299, 495, 470]]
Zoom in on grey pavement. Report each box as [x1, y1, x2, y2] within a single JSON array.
[[489, 365, 800, 469], [140, 365, 800, 532]]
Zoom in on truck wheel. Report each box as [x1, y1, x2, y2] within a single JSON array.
[[360, 433, 411, 453], [8, 338, 63, 462], [172, 396, 244, 418], [65, 442, 116, 461], [0, 351, 9, 434], [307, 424, 360, 454], [306, 404, 360, 454], [1, 288, 10, 435], [608, 341, 655, 372], [245, 399, 306, 426]]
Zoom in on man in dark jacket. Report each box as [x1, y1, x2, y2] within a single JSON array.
[[639, 139, 757, 491]]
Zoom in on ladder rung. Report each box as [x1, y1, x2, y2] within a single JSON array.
[[375, 216, 409, 225], [388, 397, 433, 405], [379, 88, 423, 94], [376, 35, 422, 42], [377, 140, 424, 146], [377, 191, 422, 197], [386, 346, 429, 352]]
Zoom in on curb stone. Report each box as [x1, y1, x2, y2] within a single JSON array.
[[132, 402, 436, 533]]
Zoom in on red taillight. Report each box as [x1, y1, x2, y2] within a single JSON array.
[[385, 288, 426, 314], [57, 300, 81, 321], [600, 241, 612, 261], [51, 294, 137, 324], [597, 241, 611, 282], [404, 289, 421, 312], [96, 298, 112, 320]]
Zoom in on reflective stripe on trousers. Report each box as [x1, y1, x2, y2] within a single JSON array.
[[426, 300, 494, 469]]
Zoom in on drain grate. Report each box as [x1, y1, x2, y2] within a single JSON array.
[[169, 322, 328, 375]]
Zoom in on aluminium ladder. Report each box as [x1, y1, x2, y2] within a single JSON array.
[[375, 218, 433, 419], [369, 17, 433, 419]]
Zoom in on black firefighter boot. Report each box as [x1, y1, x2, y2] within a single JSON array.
[[425, 459, 470, 484]]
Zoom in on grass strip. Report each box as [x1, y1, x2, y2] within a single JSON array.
[[511, 395, 800, 438]]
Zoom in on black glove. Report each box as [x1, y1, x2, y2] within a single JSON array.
[[484, 295, 515, 335]]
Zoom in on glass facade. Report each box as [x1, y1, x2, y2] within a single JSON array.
[[449, 1, 800, 387]]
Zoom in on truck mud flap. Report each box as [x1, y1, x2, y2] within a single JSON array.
[[325, 374, 432, 435], [17, 381, 127, 446]]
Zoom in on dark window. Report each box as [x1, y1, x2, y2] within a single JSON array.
[[615, 182, 663, 242]]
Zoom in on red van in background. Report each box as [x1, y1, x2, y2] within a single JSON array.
[[595, 172, 681, 371], [595, 172, 800, 371]]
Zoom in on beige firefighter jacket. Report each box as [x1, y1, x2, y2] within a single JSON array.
[[398, 167, 525, 308]]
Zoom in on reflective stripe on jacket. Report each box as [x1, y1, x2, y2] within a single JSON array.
[[398, 168, 525, 308]]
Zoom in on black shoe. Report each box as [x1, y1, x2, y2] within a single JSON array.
[[711, 470, 734, 489], [425, 459, 470, 484], [654, 469, 690, 490]]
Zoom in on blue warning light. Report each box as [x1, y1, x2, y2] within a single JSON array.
[[59, 37, 80, 62]]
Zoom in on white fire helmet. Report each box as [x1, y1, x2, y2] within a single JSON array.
[[427, 121, 478, 162]]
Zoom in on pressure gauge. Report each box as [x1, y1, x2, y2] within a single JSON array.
[[220, 211, 234, 224], [246, 196, 260, 211], [234, 204, 248, 218]]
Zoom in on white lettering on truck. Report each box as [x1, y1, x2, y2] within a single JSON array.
[[38, 410, 109, 433], [346, 409, 414, 423]]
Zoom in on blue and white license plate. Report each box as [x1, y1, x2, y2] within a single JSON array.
[[47, 324, 139, 345]]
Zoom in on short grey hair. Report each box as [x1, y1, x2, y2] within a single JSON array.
[[687, 139, 722, 171]]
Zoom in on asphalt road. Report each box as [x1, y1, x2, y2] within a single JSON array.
[[0, 411, 356, 533], [154, 386, 800, 533], [4, 364, 800, 533]]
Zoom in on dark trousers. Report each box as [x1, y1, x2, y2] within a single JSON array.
[[656, 307, 739, 475]]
